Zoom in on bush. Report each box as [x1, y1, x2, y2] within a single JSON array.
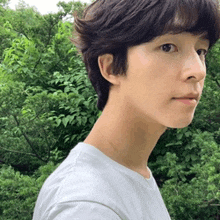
[[0, 162, 58, 219]]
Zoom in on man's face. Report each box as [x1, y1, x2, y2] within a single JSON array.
[[118, 32, 209, 128]]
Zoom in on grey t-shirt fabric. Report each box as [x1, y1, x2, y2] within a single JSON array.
[[33, 142, 171, 220]]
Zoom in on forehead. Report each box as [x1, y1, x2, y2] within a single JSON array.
[[152, 32, 210, 45]]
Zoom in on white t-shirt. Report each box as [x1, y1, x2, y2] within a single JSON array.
[[33, 142, 171, 220]]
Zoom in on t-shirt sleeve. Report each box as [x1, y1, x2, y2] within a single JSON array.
[[45, 201, 123, 220]]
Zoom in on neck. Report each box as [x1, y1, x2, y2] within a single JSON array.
[[84, 102, 167, 178]]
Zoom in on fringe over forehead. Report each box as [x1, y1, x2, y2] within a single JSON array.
[[78, 0, 220, 51]]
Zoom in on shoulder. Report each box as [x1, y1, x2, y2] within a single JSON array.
[[34, 143, 129, 218]]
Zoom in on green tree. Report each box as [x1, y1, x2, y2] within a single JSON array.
[[0, 1, 98, 174]]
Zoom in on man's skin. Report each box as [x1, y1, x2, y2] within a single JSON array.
[[84, 32, 209, 179]]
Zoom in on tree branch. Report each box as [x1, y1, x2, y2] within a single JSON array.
[[214, 78, 220, 88], [13, 115, 49, 163], [210, 204, 220, 207], [32, 18, 59, 74], [13, 28, 30, 40], [0, 145, 36, 156]]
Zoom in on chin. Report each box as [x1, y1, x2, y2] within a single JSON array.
[[171, 123, 192, 129], [166, 117, 194, 129]]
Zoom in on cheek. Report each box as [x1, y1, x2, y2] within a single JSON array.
[[124, 51, 178, 104], [123, 71, 170, 111], [127, 60, 172, 93]]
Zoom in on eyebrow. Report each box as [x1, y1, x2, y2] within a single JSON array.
[[198, 32, 209, 41], [197, 34, 210, 48]]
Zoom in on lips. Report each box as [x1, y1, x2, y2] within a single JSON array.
[[174, 98, 197, 101], [173, 93, 199, 101], [175, 98, 197, 105]]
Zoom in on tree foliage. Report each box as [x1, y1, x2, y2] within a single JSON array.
[[0, 1, 99, 173], [0, 162, 58, 219]]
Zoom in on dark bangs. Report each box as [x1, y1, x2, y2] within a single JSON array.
[[131, 0, 220, 48], [81, 0, 220, 52], [160, 0, 220, 48]]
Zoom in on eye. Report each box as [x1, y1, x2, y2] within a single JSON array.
[[160, 44, 177, 53], [197, 49, 208, 57]]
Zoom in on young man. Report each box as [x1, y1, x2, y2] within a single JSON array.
[[33, 0, 220, 219]]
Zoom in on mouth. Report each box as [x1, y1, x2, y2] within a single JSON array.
[[173, 93, 200, 101], [172, 98, 198, 105]]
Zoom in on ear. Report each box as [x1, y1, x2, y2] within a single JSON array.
[[98, 54, 120, 86]]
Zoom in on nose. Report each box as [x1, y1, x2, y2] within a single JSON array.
[[182, 52, 206, 82]]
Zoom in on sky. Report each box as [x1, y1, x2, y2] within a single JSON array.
[[9, 0, 92, 15]]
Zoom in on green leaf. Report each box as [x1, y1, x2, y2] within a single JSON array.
[[62, 117, 69, 127]]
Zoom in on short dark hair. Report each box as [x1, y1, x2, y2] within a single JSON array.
[[73, 0, 220, 111]]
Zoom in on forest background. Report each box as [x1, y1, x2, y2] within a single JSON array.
[[0, 0, 219, 219]]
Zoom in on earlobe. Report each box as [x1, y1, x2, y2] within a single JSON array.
[[98, 54, 120, 86]]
